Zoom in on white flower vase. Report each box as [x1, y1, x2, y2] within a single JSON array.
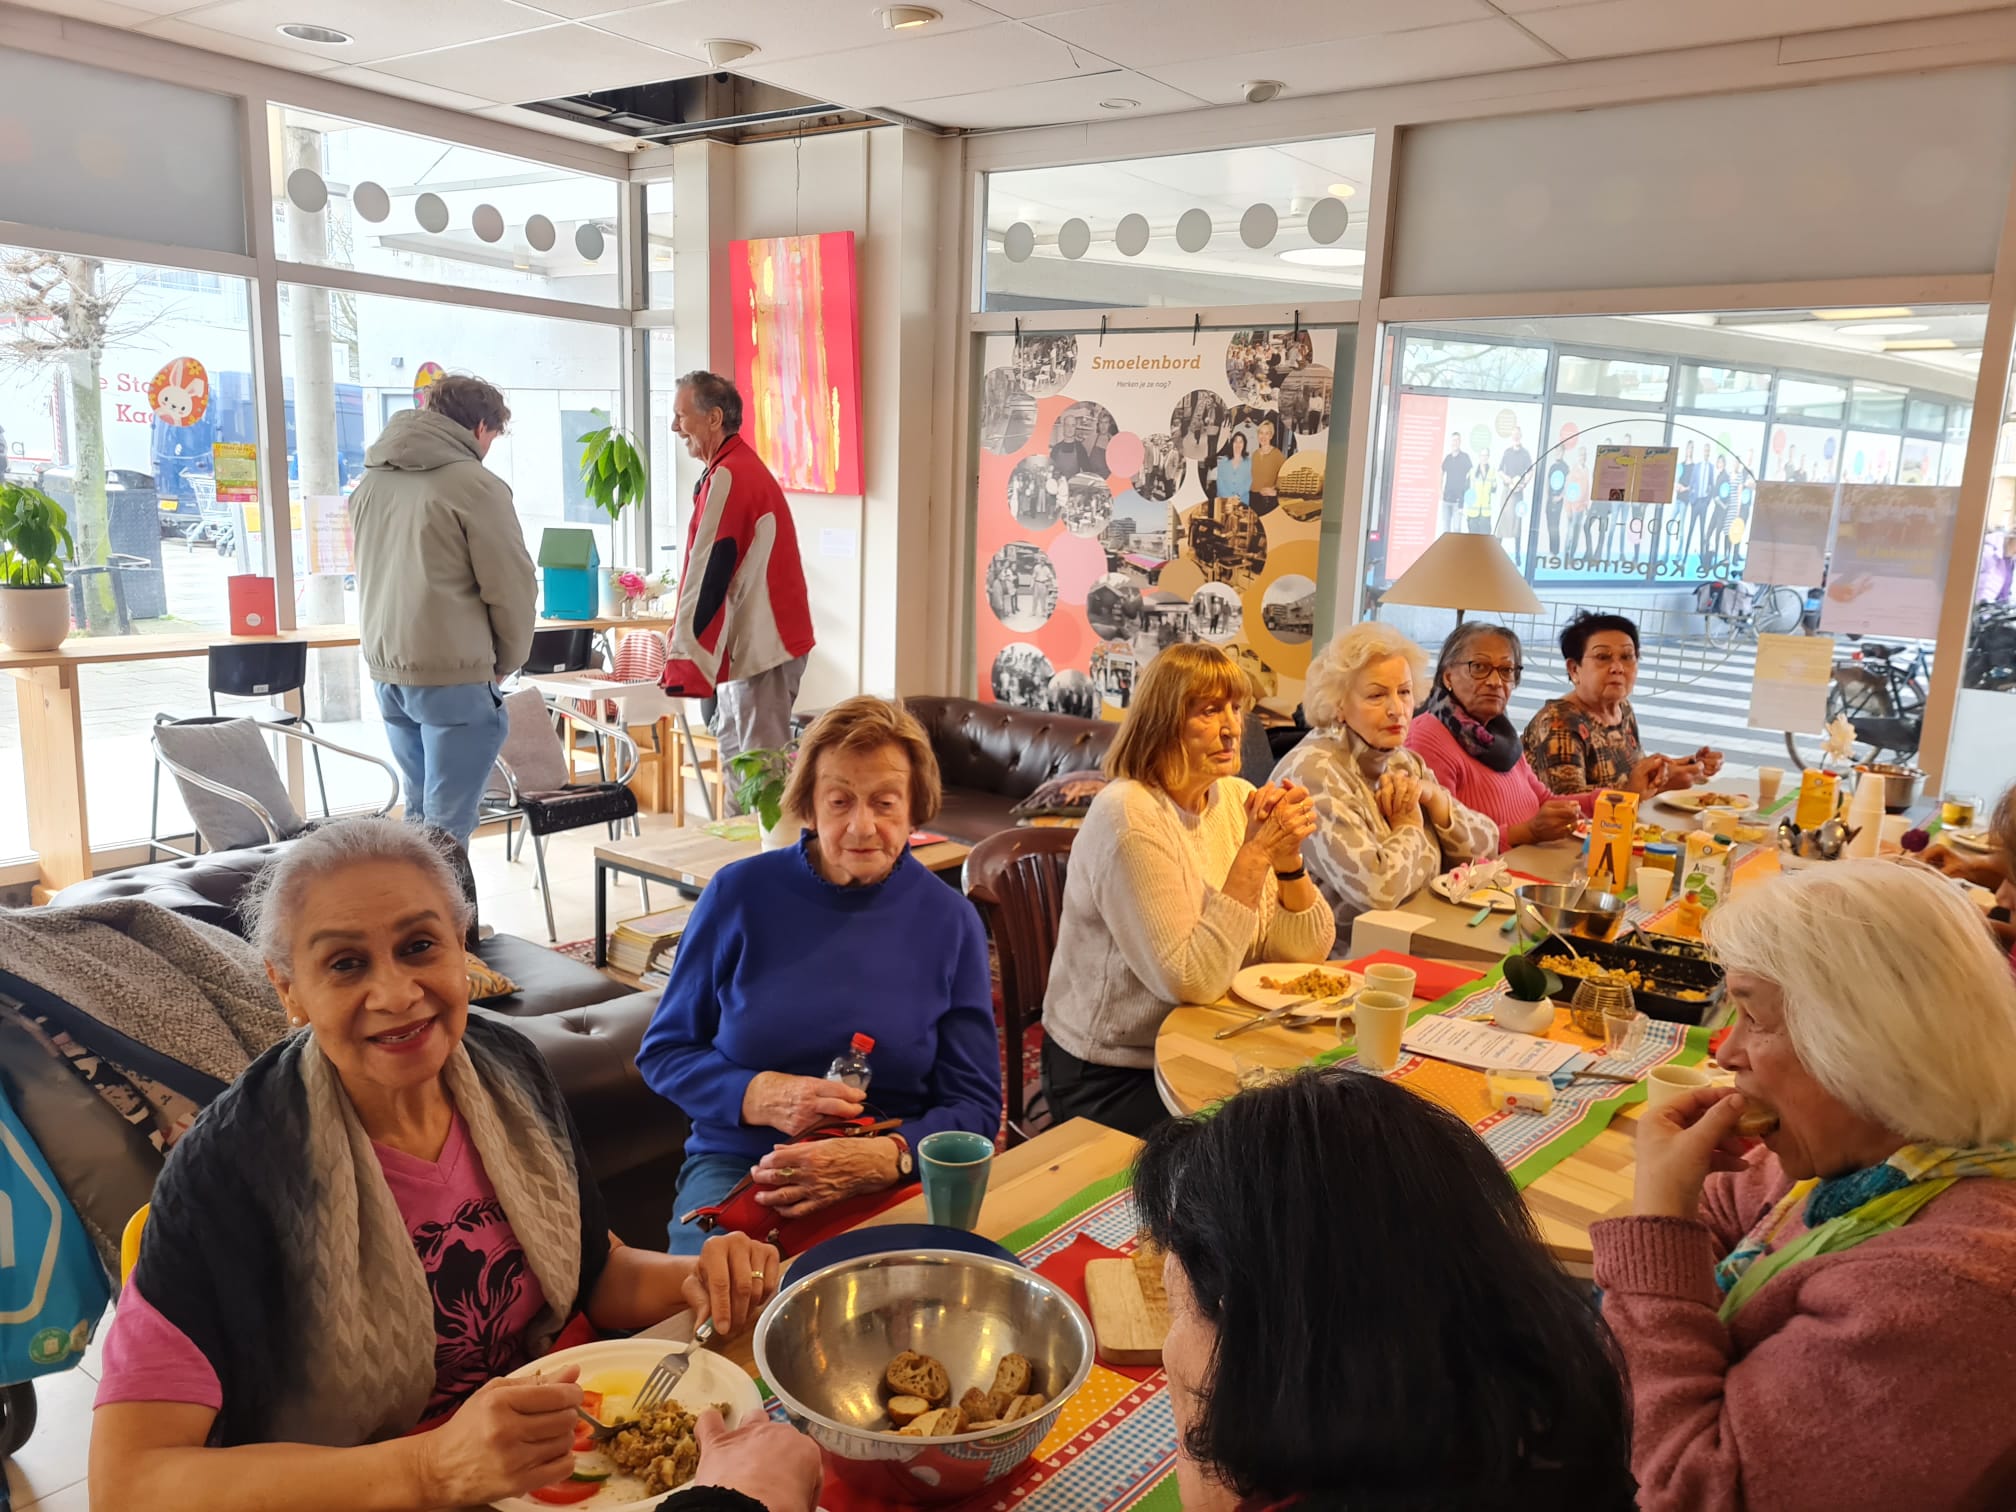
[[1493, 995, 1555, 1035], [759, 814, 796, 851]]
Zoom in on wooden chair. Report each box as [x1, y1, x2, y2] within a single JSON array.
[[963, 826, 1076, 1145]]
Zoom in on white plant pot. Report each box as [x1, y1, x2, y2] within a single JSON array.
[[759, 816, 797, 851], [1493, 995, 1555, 1035], [0, 584, 72, 652], [598, 573, 622, 618]]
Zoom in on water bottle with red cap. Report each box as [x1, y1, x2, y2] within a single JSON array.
[[827, 1032, 875, 1093]]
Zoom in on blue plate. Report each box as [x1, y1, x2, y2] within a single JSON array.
[[793, 1223, 1019, 1275]]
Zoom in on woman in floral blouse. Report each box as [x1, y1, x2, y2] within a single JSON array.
[[1521, 612, 1720, 797], [1270, 624, 1496, 932]]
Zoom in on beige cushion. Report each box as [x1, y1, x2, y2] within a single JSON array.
[[154, 719, 305, 851], [485, 689, 570, 798]]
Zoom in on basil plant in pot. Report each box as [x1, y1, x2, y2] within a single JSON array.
[[0, 480, 75, 652], [726, 743, 800, 851]]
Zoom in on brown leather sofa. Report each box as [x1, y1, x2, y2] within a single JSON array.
[[48, 843, 683, 1246], [905, 696, 1117, 843]]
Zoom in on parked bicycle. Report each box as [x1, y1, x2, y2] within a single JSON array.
[[1964, 599, 2016, 693], [1695, 578, 1806, 648], [1785, 638, 1929, 770]]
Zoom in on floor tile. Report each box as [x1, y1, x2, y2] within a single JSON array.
[[3, 1364, 94, 1507]]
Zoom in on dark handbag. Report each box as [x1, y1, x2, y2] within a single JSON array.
[[680, 1114, 915, 1256]]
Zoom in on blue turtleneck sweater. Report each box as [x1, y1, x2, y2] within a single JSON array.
[[637, 836, 1001, 1163]]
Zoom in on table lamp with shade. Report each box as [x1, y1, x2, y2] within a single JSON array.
[[1379, 533, 1544, 623]]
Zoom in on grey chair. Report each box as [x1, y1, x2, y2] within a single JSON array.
[[148, 717, 399, 859]]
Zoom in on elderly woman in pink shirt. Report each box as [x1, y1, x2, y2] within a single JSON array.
[[1595, 860, 2016, 1511], [1406, 622, 1586, 853]]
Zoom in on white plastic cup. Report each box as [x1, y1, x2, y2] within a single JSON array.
[[1362, 962, 1418, 1000], [1880, 813, 1911, 854], [1756, 767, 1785, 806], [1635, 869, 1673, 912], [1353, 991, 1410, 1074], [1646, 1064, 1712, 1110]]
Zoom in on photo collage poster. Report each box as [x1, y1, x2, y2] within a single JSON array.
[[974, 328, 1336, 722]]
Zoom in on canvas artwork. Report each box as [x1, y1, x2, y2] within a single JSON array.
[[730, 231, 864, 495]]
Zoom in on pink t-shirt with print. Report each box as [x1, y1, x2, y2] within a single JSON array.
[[97, 1113, 550, 1421]]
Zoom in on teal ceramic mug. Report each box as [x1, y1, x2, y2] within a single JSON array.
[[918, 1130, 995, 1231]]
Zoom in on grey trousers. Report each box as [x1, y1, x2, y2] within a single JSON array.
[[711, 654, 808, 814]]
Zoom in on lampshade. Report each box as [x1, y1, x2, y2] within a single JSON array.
[[1381, 533, 1544, 617]]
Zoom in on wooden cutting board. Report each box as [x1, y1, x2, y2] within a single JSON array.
[[1084, 1246, 1170, 1366]]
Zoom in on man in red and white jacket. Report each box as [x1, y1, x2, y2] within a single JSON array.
[[665, 371, 815, 807]]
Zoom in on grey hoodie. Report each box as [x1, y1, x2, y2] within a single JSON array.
[[348, 408, 537, 687]]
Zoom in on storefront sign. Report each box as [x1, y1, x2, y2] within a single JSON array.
[[1743, 482, 1834, 586], [1591, 445, 1677, 507], [211, 441, 257, 504], [1821, 484, 1958, 639]]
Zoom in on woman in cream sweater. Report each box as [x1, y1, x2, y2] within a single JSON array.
[[1041, 644, 1335, 1136]]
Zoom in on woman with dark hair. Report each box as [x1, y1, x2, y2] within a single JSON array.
[[1136, 1067, 1638, 1510], [1215, 431, 1252, 506], [1521, 611, 1721, 797]]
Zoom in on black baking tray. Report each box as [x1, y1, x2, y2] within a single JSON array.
[[1523, 931, 1726, 1026]]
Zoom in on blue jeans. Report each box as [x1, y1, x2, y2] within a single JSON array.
[[666, 1151, 753, 1256], [374, 681, 509, 848]]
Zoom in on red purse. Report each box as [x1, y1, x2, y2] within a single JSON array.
[[681, 1115, 917, 1257]]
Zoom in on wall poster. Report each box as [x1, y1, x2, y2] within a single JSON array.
[[730, 231, 864, 495], [1821, 484, 1959, 639], [975, 328, 1335, 721]]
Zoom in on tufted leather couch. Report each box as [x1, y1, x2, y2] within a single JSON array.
[[50, 843, 685, 1246], [905, 696, 1117, 843]]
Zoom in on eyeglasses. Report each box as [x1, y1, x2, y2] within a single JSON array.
[[1461, 660, 1523, 685]]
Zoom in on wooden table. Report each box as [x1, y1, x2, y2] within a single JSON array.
[[1397, 839, 1580, 963], [1153, 998, 1635, 1270], [712, 1119, 1138, 1376], [1, 624, 362, 897], [591, 828, 974, 965]]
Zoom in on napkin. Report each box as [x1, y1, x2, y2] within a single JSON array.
[[1443, 858, 1510, 900]]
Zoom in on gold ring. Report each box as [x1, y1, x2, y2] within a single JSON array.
[[776, 1166, 797, 1179], [750, 1270, 766, 1283]]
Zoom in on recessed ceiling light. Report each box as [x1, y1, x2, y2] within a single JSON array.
[[277, 21, 353, 43], [880, 5, 941, 28], [1242, 79, 1285, 104], [1845, 322, 1928, 336], [701, 37, 758, 66], [1099, 97, 1140, 110], [1278, 247, 1365, 267], [1811, 307, 1914, 321], [1325, 182, 1358, 199]]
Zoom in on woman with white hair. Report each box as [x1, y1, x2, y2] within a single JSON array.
[[1593, 860, 2016, 1512], [1270, 623, 1496, 930]]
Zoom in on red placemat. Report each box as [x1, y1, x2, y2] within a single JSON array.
[[1341, 949, 1487, 1004]]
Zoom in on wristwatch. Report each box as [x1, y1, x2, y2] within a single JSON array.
[[1274, 865, 1308, 883], [889, 1133, 914, 1180]]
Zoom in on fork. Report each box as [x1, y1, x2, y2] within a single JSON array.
[[632, 1318, 716, 1416]]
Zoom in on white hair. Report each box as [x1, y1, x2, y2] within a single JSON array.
[[1704, 859, 2016, 1144], [239, 817, 475, 974], [1304, 622, 1430, 731]]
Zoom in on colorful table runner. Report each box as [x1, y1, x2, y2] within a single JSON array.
[[768, 1172, 1181, 1512], [1315, 968, 1714, 1189]]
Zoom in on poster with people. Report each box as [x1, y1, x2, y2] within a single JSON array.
[[975, 328, 1336, 720], [1821, 484, 1959, 639]]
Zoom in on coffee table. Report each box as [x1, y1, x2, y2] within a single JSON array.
[[591, 828, 973, 966]]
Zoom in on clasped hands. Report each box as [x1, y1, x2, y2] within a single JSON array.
[[739, 1070, 902, 1218]]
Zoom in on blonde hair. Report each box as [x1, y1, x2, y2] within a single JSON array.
[[1704, 859, 2016, 1144], [781, 696, 942, 827], [1105, 643, 1249, 792], [1304, 623, 1429, 731]]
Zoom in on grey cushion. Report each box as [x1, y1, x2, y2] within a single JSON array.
[[486, 689, 571, 797], [154, 719, 305, 851]]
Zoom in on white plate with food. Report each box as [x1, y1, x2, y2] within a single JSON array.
[[1656, 789, 1754, 814], [1428, 873, 1516, 911], [1232, 963, 1363, 1013], [493, 1337, 765, 1511], [1943, 826, 1996, 854]]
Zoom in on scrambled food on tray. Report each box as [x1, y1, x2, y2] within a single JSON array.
[[883, 1350, 1048, 1437], [542, 1374, 724, 1506], [1539, 954, 1708, 1002], [1256, 967, 1353, 997]]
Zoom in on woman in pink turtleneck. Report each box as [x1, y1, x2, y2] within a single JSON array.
[[1593, 860, 2016, 1512]]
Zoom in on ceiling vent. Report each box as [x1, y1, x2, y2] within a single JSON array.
[[518, 72, 872, 144]]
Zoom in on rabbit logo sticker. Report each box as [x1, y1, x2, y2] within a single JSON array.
[[146, 357, 210, 427]]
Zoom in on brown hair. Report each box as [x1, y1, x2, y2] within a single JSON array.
[[424, 375, 511, 436], [782, 696, 942, 826], [1104, 643, 1248, 792], [1992, 784, 2016, 869]]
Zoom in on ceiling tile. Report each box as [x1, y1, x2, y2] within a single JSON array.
[[589, 0, 1005, 64], [473, 102, 634, 143], [1033, 0, 1494, 69], [1517, 0, 2011, 58], [1486, 0, 1609, 11], [1146, 15, 1557, 101], [324, 64, 497, 112], [516, 0, 670, 15], [372, 22, 706, 103], [14, 0, 215, 15], [166, 0, 556, 65], [136, 13, 351, 69], [892, 67, 1204, 128], [972, 0, 1125, 13], [739, 19, 1115, 109]]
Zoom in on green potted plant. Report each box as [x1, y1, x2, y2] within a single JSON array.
[[725, 743, 799, 850], [577, 411, 648, 616], [0, 479, 75, 651]]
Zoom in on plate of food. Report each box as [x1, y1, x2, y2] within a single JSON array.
[[1232, 963, 1363, 1013], [1570, 819, 1671, 851], [1657, 789, 1753, 814], [1943, 826, 1996, 854], [494, 1337, 765, 1510], [1429, 873, 1516, 911]]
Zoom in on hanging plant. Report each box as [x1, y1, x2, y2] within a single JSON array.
[[576, 409, 649, 524]]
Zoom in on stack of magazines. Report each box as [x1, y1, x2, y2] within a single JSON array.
[[608, 904, 690, 986]]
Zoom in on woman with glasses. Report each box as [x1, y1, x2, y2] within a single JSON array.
[[1407, 623, 1586, 852], [1521, 611, 1720, 798]]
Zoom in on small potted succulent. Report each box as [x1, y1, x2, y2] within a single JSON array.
[[726, 743, 800, 850], [1495, 953, 1556, 1035], [0, 479, 75, 651]]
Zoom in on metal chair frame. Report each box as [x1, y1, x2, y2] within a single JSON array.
[[147, 718, 400, 860]]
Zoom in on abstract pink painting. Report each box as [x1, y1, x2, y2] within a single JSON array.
[[730, 231, 863, 495]]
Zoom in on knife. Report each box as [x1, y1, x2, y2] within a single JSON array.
[[1215, 991, 1355, 1041]]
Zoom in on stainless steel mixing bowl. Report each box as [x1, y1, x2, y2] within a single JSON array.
[[1514, 882, 1627, 942], [752, 1248, 1096, 1504]]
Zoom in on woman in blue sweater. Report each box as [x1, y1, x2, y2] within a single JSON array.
[[639, 696, 1002, 1253]]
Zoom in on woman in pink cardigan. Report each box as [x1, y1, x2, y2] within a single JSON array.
[[1593, 860, 2016, 1511], [1405, 622, 1585, 852]]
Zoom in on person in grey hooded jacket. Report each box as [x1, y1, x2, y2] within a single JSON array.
[[348, 375, 536, 847]]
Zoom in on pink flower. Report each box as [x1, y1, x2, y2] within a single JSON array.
[[618, 571, 647, 597]]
